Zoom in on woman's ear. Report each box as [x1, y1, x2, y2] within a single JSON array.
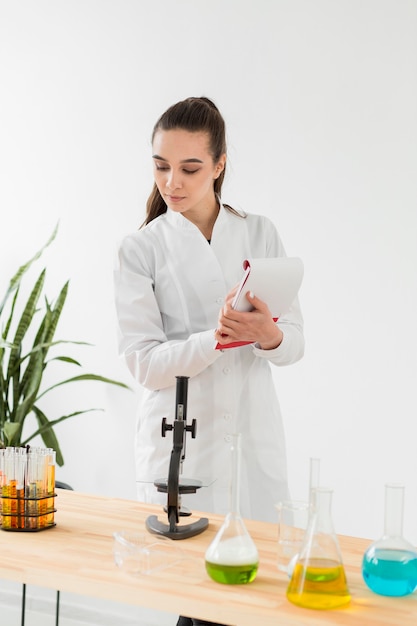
[[214, 153, 226, 179]]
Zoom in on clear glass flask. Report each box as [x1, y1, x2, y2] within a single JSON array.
[[286, 487, 351, 609], [308, 457, 320, 509], [280, 456, 321, 578], [205, 433, 259, 584], [362, 483, 417, 596]]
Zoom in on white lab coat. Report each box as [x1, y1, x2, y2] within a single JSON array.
[[114, 204, 304, 522]]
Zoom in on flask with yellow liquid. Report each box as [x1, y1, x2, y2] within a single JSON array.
[[286, 487, 350, 609]]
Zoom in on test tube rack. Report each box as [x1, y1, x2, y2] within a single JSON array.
[[0, 446, 57, 532]]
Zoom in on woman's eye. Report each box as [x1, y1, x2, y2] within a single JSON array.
[[183, 169, 199, 175], [155, 165, 169, 171]]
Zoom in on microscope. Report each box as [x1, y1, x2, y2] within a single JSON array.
[[146, 376, 209, 540]]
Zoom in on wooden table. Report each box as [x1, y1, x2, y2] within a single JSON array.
[[0, 489, 416, 625]]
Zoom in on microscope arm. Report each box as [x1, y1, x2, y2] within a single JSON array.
[[166, 419, 185, 531]]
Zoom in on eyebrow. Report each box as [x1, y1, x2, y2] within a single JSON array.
[[152, 154, 204, 164]]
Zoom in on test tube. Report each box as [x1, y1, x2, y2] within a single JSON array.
[[10, 450, 18, 529], [16, 449, 26, 529], [26, 449, 38, 529], [37, 449, 48, 529], [0, 449, 5, 523], [46, 449, 56, 526]]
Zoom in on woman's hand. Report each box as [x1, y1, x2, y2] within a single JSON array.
[[214, 290, 283, 350]]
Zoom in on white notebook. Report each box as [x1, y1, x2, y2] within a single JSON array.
[[215, 256, 304, 350], [231, 257, 304, 317]]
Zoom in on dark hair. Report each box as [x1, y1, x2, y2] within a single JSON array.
[[142, 97, 232, 226]]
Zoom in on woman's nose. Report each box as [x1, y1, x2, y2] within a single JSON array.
[[166, 170, 181, 190]]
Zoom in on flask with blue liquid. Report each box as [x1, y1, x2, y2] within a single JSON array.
[[362, 483, 417, 597]]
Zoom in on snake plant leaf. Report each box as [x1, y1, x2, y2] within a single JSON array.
[[24, 406, 104, 466], [2, 288, 19, 342], [17, 283, 68, 404], [42, 282, 69, 359], [14, 348, 45, 424], [30, 405, 65, 466], [0, 340, 15, 349], [47, 356, 82, 367], [36, 373, 129, 400], [0, 223, 58, 316], [3, 421, 22, 446], [6, 269, 46, 382]]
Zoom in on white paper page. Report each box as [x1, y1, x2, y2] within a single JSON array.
[[232, 257, 304, 317]]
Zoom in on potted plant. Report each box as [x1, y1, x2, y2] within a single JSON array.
[[0, 225, 129, 466]]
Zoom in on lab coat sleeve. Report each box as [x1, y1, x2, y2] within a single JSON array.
[[252, 297, 305, 365], [114, 244, 223, 392]]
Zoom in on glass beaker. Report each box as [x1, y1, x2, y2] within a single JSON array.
[[286, 487, 351, 609], [276, 457, 321, 577], [205, 433, 259, 584], [276, 499, 309, 574], [362, 483, 417, 596]]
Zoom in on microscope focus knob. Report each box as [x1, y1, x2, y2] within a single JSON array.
[[161, 417, 173, 437], [186, 418, 197, 439]]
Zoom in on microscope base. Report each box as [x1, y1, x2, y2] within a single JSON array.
[[146, 514, 209, 540]]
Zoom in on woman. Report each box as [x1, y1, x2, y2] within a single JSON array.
[[114, 96, 304, 526]]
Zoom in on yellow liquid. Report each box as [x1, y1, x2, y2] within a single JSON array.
[[46, 463, 55, 525], [287, 558, 351, 609], [1, 485, 10, 529], [9, 480, 18, 529]]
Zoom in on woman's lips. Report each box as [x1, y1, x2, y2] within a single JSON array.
[[166, 195, 185, 203]]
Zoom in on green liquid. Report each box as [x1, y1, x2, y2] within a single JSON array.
[[205, 560, 258, 584]]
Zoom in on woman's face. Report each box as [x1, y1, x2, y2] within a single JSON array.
[[152, 129, 225, 219]]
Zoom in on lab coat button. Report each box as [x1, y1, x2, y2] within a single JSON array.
[[223, 367, 230, 375], [223, 413, 231, 421], [216, 297, 223, 304], [224, 434, 232, 443]]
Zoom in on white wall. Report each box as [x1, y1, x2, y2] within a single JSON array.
[[1, 0, 416, 548]]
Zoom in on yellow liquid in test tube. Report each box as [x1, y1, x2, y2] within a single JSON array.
[[287, 558, 351, 609], [1, 484, 10, 529], [46, 461, 55, 525], [9, 479, 18, 529]]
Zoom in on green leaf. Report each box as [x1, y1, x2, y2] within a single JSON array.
[[0, 339, 16, 349], [3, 421, 22, 446], [0, 223, 58, 316], [17, 283, 70, 408], [6, 269, 46, 383], [37, 373, 130, 400], [2, 288, 20, 344], [41, 282, 69, 363], [47, 356, 82, 366], [23, 406, 104, 466], [30, 405, 65, 466], [14, 349, 45, 424]]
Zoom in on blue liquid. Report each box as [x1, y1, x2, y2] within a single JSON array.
[[362, 548, 417, 596]]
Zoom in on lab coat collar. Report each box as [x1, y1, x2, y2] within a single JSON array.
[[165, 200, 231, 233]]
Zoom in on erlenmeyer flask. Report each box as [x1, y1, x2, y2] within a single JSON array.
[[286, 487, 350, 609], [308, 457, 320, 510], [283, 456, 321, 578], [362, 483, 417, 596], [205, 433, 259, 584]]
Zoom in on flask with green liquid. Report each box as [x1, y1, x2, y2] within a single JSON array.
[[286, 487, 350, 609], [205, 433, 259, 584]]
